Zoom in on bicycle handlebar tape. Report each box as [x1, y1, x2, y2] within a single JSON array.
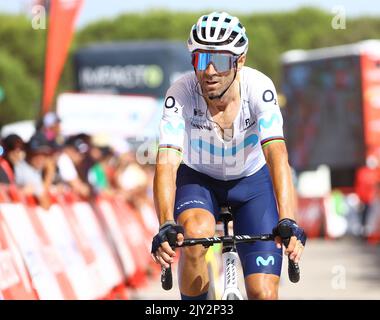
[[278, 224, 300, 283], [161, 229, 178, 290]]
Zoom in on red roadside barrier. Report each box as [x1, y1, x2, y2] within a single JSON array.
[[0, 187, 38, 300], [0, 184, 159, 300], [0, 185, 65, 299]]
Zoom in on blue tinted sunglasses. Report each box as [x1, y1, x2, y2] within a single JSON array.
[[191, 52, 239, 73]]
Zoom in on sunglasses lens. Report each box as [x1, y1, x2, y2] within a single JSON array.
[[192, 52, 235, 73]]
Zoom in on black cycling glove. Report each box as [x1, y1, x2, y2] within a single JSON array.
[[273, 218, 307, 246], [151, 221, 184, 254]]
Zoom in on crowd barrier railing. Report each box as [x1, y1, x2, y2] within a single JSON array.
[[0, 184, 159, 300]]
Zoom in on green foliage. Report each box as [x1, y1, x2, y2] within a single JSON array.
[[1, 7, 380, 125], [0, 14, 46, 80], [0, 51, 39, 127]]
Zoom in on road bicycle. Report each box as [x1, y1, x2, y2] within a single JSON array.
[[161, 206, 301, 300]]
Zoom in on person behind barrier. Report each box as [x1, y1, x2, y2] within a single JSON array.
[[88, 145, 114, 193], [151, 12, 306, 300], [57, 135, 91, 198], [0, 134, 25, 184], [36, 111, 64, 148], [14, 133, 54, 209]]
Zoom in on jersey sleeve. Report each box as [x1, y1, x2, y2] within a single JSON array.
[[158, 83, 187, 153], [254, 72, 285, 147]]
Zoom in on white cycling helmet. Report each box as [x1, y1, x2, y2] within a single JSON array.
[[187, 12, 249, 55]]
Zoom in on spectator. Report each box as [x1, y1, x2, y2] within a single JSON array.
[[14, 133, 54, 209], [88, 145, 113, 193], [115, 149, 149, 205], [73, 133, 95, 186], [0, 134, 25, 184], [36, 112, 64, 146], [57, 135, 91, 198]]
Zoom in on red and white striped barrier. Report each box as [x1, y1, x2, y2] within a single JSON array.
[[0, 184, 159, 300]]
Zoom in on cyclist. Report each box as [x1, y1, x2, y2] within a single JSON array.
[[151, 12, 306, 300]]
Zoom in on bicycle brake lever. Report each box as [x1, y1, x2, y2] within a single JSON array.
[[161, 230, 177, 290], [277, 224, 300, 283]]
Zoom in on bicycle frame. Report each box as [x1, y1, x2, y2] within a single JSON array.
[[220, 246, 244, 300], [179, 229, 275, 300]]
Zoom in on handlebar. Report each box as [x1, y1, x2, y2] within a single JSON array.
[[161, 227, 301, 290], [178, 234, 275, 247]]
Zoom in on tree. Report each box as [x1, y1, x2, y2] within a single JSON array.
[[0, 51, 39, 126]]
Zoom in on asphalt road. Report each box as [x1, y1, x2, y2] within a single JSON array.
[[130, 238, 380, 300]]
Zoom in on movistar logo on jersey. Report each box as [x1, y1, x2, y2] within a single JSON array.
[[163, 122, 185, 135], [258, 114, 280, 132], [190, 134, 258, 157], [256, 255, 275, 267]]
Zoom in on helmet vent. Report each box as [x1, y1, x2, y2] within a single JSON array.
[[235, 36, 247, 47], [210, 27, 216, 38], [229, 31, 239, 41], [218, 28, 226, 40], [201, 26, 206, 39]]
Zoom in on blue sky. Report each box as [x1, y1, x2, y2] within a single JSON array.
[[1, 0, 380, 28]]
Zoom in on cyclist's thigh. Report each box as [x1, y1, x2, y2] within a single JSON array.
[[231, 171, 282, 278], [174, 164, 219, 222]]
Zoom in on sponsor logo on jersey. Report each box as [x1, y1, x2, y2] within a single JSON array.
[[163, 122, 185, 135], [191, 107, 212, 130], [165, 96, 176, 108], [258, 114, 281, 132], [256, 255, 275, 267], [190, 121, 213, 130], [243, 118, 256, 131], [176, 200, 205, 211], [194, 108, 205, 117]]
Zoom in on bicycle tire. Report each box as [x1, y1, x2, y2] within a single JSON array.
[[226, 293, 240, 300]]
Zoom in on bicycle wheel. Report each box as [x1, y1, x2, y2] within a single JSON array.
[[226, 293, 240, 300]]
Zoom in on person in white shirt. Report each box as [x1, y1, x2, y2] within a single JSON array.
[[57, 136, 91, 198]]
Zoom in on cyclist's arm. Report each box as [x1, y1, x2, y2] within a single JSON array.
[[254, 72, 295, 221], [152, 89, 186, 265], [154, 88, 186, 225], [263, 141, 296, 221], [264, 142, 305, 262], [154, 148, 182, 225], [153, 150, 183, 267], [253, 72, 304, 261]]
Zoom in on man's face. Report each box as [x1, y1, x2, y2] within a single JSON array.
[[29, 153, 48, 171], [8, 147, 25, 164], [193, 50, 245, 99], [67, 147, 84, 165]]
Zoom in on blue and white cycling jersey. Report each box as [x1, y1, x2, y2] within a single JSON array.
[[159, 66, 284, 180]]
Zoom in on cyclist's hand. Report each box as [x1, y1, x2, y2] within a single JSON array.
[[151, 221, 184, 268], [273, 218, 307, 264], [274, 235, 304, 263]]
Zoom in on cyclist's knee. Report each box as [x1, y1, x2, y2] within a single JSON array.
[[180, 210, 215, 261], [245, 274, 279, 300], [247, 287, 278, 300]]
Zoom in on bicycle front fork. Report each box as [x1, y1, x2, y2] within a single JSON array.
[[221, 250, 244, 300]]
